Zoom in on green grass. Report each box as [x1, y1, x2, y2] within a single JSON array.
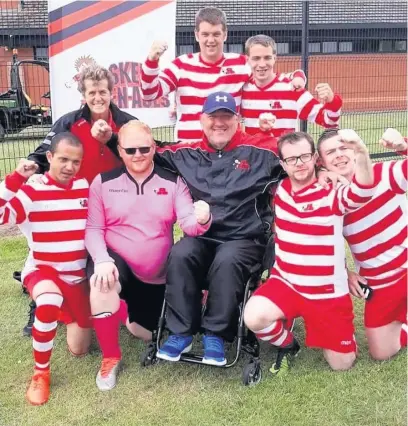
[[0, 235, 406, 426], [0, 111, 406, 179]]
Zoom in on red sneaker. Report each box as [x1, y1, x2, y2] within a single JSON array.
[[26, 369, 51, 406]]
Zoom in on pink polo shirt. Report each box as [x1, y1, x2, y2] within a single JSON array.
[[85, 165, 211, 284]]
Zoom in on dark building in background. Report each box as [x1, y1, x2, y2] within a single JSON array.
[[0, 0, 406, 111]]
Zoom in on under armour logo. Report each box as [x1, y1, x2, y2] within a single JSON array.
[[216, 95, 228, 102]]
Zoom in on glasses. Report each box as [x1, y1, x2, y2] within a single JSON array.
[[282, 153, 313, 166], [119, 145, 151, 155]]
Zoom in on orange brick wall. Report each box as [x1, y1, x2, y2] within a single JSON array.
[[0, 0, 19, 9], [0, 47, 50, 106], [0, 49, 406, 113], [278, 53, 407, 112]]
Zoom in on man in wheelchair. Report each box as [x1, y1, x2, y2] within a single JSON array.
[[154, 91, 283, 366]]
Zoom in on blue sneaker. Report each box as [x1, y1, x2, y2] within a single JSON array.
[[202, 334, 226, 366], [157, 334, 193, 362]]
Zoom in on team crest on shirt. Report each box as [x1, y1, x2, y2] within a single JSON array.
[[155, 188, 168, 195], [79, 199, 88, 208], [301, 203, 314, 212], [270, 101, 282, 109], [234, 159, 250, 171], [221, 67, 235, 75]]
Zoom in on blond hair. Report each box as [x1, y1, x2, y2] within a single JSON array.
[[245, 34, 277, 56], [77, 64, 115, 94], [118, 120, 154, 143]]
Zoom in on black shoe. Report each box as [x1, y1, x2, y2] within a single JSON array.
[[13, 271, 28, 295], [269, 338, 301, 376], [23, 300, 36, 337]]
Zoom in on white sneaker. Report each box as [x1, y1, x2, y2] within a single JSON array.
[[96, 358, 122, 391]]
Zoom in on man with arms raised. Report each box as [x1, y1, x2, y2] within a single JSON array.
[[241, 35, 342, 137], [0, 133, 92, 405], [141, 7, 306, 142], [317, 127, 407, 361], [85, 121, 211, 391], [244, 130, 375, 374]]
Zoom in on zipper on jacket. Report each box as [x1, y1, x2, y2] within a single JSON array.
[[217, 150, 222, 158]]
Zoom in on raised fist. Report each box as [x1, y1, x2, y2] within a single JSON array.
[[259, 112, 276, 133], [380, 128, 407, 152], [148, 41, 168, 62], [338, 129, 367, 154], [291, 76, 306, 91], [91, 119, 112, 145], [315, 83, 334, 103], [15, 159, 39, 179], [193, 200, 211, 225]]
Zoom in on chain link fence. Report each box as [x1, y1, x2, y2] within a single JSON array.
[[0, 0, 407, 177]]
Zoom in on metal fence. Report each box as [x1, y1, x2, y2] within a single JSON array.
[[0, 0, 407, 177]]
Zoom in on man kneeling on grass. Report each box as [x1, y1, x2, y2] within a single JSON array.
[[0, 133, 92, 405], [244, 130, 376, 375], [318, 128, 407, 361], [85, 120, 211, 391]]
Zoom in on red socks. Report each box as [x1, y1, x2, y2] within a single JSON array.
[[32, 292, 64, 370], [93, 310, 121, 359], [256, 319, 294, 348]]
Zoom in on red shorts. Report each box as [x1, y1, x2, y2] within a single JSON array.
[[255, 276, 356, 353], [24, 269, 92, 329], [364, 275, 407, 328]]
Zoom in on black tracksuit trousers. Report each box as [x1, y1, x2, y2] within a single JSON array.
[[165, 237, 265, 341]]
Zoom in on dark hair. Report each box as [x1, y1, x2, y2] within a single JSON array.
[[277, 131, 315, 159], [49, 132, 83, 154], [195, 7, 227, 32], [316, 128, 340, 155]]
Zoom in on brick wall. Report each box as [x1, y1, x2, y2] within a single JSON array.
[[0, 49, 406, 113]]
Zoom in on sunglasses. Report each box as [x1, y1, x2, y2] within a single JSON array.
[[119, 145, 151, 155]]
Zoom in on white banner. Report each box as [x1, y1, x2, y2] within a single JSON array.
[[48, 0, 176, 127]]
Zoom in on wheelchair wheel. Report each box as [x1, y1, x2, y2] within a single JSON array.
[[242, 359, 262, 386], [140, 343, 158, 367]]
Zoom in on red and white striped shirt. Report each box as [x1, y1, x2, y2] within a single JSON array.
[[271, 177, 375, 300], [141, 52, 250, 142], [0, 172, 89, 285], [241, 74, 342, 137], [344, 158, 407, 289]]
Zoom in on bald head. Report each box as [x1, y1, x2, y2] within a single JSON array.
[[117, 120, 156, 177], [118, 120, 154, 147]]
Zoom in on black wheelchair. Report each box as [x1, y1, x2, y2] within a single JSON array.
[[140, 235, 275, 387]]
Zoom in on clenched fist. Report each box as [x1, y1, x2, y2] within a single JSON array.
[[259, 112, 276, 133], [15, 159, 38, 179], [338, 129, 367, 154], [90, 261, 119, 293], [194, 200, 211, 225], [380, 128, 407, 152], [148, 41, 168, 62], [91, 119, 113, 145], [291, 76, 306, 91], [315, 83, 334, 103]]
